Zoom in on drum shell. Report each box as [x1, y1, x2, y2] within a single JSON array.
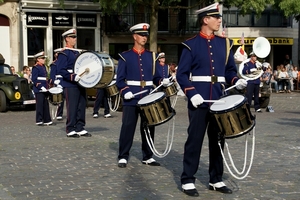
[[163, 82, 178, 97], [106, 81, 119, 97], [210, 95, 255, 139], [137, 92, 175, 126], [48, 87, 64, 105]]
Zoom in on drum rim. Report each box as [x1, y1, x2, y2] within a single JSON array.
[[49, 87, 63, 94]]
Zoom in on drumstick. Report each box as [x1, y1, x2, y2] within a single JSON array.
[[133, 89, 148, 97], [224, 84, 238, 92], [149, 76, 173, 94], [79, 68, 90, 77], [203, 100, 225, 103]]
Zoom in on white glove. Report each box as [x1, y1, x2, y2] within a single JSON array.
[[54, 79, 60, 85], [256, 61, 262, 69], [74, 74, 81, 82], [250, 68, 257, 72], [41, 86, 47, 92], [190, 94, 204, 108], [56, 84, 63, 88], [162, 78, 170, 87], [124, 91, 134, 100], [236, 79, 248, 90]]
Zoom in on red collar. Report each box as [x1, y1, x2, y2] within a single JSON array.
[[133, 48, 145, 54], [199, 32, 215, 39]]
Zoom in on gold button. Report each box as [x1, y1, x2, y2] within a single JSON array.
[[210, 53, 213, 55], [209, 45, 212, 48], [212, 60, 214, 62], [208, 40, 210, 42]]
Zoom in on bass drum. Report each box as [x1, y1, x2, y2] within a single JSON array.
[[74, 51, 115, 88]]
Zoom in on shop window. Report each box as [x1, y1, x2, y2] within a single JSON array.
[[27, 28, 46, 56], [77, 29, 95, 51]]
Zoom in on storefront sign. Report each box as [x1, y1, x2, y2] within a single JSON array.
[[26, 12, 48, 26], [232, 37, 293, 45], [76, 14, 97, 27], [52, 13, 73, 26]]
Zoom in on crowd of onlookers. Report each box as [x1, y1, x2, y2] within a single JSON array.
[[260, 55, 299, 93]]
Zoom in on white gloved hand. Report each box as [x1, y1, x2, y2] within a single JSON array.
[[162, 78, 170, 87], [190, 94, 204, 108], [124, 91, 134, 100], [41, 86, 47, 92], [256, 61, 262, 70], [74, 74, 81, 82], [54, 79, 60, 85], [236, 79, 248, 90], [250, 68, 257, 72], [56, 84, 63, 88]]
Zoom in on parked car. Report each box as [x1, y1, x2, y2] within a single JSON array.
[[0, 63, 36, 112]]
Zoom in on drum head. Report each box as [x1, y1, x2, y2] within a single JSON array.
[[137, 92, 165, 105], [210, 95, 245, 112], [49, 87, 63, 94], [74, 51, 103, 88]]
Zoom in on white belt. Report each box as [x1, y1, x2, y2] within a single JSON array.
[[191, 76, 225, 82], [37, 77, 47, 80], [127, 80, 153, 86], [56, 75, 62, 78], [67, 69, 73, 73]]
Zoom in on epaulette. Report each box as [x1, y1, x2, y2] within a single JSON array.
[[118, 53, 126, 62], [182, 42, 191, 51]]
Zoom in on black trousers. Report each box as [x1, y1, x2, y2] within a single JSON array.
[[93, 88, 110, 115], [245, 83, 260, 110], [35, 92, 51, 123], [64, 87, 86, 134], [118, 106, 155, 161], [181, 107, 225, 185]]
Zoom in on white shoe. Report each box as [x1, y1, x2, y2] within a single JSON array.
[[104, 113, 111, 118], [44, 121, 53, 126], [56, 116, 62, 120], [67, 131, 78, 137], [93, 114, 99, 118], [77, 130, 88, 135], [36, 122, 43, 125]]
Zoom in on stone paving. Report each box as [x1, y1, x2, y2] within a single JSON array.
[[0, 92, 300, 200]]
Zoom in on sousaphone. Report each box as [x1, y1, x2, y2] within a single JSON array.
[[239, 37, 271, 80]]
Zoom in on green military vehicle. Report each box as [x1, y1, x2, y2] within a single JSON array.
[[0, 62, 36, 112]]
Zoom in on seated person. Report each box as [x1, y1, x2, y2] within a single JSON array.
[[278, 66, 291, 93]]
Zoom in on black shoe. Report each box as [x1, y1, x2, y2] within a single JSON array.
[[118, 159, 127, 168], [142, 158, 160, 166], [183, 188, 199, 197], [209, 182, 232, 194], [81, 133, 92, 137]]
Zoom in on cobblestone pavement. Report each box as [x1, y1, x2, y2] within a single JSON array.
[[0, 92, 300, 200]]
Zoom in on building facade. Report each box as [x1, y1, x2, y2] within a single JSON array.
[[0, 0, 299, 72]]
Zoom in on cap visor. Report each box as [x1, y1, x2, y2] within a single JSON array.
[[136, 32, 149, 36]]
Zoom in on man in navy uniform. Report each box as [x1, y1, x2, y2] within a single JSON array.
[[116, 23, 169, 168], [49, 48, 64, 120], [31, 51, 52, 126], [56, 29, 91, 138], [176, 3, 247, 196], [242, 52, 262, 112], [157, 52, 170, 79]]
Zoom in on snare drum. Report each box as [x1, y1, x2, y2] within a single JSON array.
[[48, 87, 64, 105], [137, 92, 175, 126], [163, 82, 178, 97], [106, 80, 119, 97], [210, 95, 255, 139], [74, 51, 115, 88]]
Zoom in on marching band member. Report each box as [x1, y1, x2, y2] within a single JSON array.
[[242, 52, 262, 112], [56, 29, 91, 138], [116, 23, 168, 168], [157, 52, 170, 79], [176, 3, 247, 196], [31, 51, 52, 126], [49, 48, 64, 120]]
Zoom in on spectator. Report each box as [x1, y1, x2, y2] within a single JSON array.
[[283, 54, 293, 66], [10, 66, 20, 77], [278, 66, 291, 93], [261, 64, 278, 93], [23, 66, 32, 83], [93, 88, 111, 118], [292, 65, 299, 90]]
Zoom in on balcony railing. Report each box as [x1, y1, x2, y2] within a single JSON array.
[[104, 11, 293, 35]]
